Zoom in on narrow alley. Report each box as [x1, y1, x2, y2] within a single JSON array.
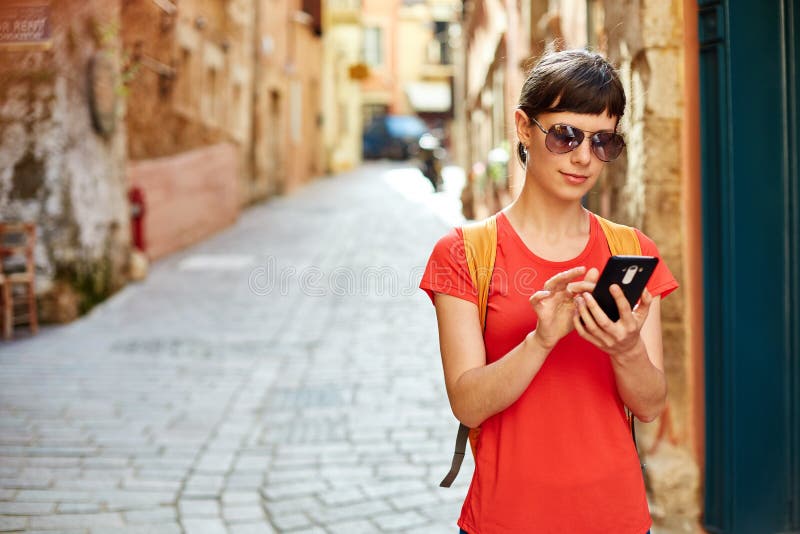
[[0, 163, 472, 534]]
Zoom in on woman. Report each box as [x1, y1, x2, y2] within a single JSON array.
[[420, 49, 678, 533]]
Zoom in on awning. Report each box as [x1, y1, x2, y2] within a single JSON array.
[[404, 81, 452, 113]]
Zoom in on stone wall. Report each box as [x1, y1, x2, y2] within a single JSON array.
[[600, 1, 701, 530], [0, 0, 130, 321]]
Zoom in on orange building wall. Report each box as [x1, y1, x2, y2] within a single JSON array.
[[281, 8, 324, 194], [127, 143, 240, 261]]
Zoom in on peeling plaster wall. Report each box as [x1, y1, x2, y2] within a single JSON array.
[[0, 0, 129, 319]]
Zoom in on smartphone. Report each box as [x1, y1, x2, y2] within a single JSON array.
[[591, 255, 659, 322]]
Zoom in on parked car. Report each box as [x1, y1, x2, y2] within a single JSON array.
[[362, 115, 428, 160]]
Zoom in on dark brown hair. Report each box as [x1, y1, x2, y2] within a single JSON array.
[[517, 49, 626, 165]]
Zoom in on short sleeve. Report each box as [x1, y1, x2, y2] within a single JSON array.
[[419, 227, 478, 305], [635, 229, 679, 300]]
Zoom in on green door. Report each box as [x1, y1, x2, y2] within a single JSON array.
[[699, 1, 799, 532]]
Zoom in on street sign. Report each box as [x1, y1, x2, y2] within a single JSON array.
[[348, 63, 369, 80], [0, 1, 52, 50]]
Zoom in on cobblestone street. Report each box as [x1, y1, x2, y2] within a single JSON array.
[[0, 163, 473, 533]]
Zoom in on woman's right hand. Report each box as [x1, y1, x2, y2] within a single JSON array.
[[528, 266, 599, 349]]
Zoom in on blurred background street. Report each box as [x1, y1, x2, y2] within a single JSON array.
[[0, 163, 472, 533]]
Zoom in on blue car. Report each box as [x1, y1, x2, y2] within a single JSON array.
[[362, 115, 428, 160]]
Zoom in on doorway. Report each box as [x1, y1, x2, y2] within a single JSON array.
[[698, 1, 799, 532]]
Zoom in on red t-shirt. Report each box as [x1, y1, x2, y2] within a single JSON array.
[[420, 211, 678, 534]]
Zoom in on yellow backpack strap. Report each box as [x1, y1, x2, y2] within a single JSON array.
[[462, 215, 498, 330], [439, 215, 497, 488], [594, 213, 645, 471], [595, 214, 641, 256]]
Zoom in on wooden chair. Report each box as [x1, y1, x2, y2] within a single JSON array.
[[0, 223, 38, 340]]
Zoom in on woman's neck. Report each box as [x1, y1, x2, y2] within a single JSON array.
[[503, 184, 589, 241]]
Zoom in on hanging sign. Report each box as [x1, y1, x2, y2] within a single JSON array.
[[348, 63, 369, 80], [0, 1, 51, 50]]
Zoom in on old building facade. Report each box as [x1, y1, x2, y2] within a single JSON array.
[[0, 0, 324, 319], [322, 0, 365, 173], [0, 0, 130, 321], [322, 0, 460, 173], [122, 0, 323, 260]]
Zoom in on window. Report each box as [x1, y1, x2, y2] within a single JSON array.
[[363, 27, 383, 67], [431, 21, 451, 65], [178, 48, 192, 111], [205, 67, 217, 123]]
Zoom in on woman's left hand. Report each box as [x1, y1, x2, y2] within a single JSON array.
[[573, 285, 654, 359]]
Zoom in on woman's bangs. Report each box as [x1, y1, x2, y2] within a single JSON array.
[[549, 80, 625, 117]]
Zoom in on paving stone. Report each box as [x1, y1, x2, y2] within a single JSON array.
[[405, 523, 460, 534], [316, 487, 364, 507], [0, 477, 51, 490], [223, 504, 264, 522], [123, 507, 178, 523], [309, 500, 392, 524], [179, 499, 220, 517], [389, 490, 439, 510], [269, 513, 312, 531], [373, 510, 429, 531], [53, 478, 121, 491], [134, 469, 186, 482], [98, 490, 176, 509], [221, 491, 260, 505], [233, 456, 270, 471], [225, 473, 264, 490], [185, 474, 225, 491], [326, 519, 377, 534], [262, 496, 321, 517], [195, 453, 235, 474], [28, 512, 124, 529], [58, 503, 103, 514], [264, 468, 318, 485], [180, 487, 221, 499], [417, 500, 464, 523], [227, 522, 276, 534], [81, 457, 130, 469], [0, 502, 55, 514], [0, 516, 27, 532], [14, 490, 93, 502], [92, 525, 182, 534], [359, 479, 428, 499], [122, 478, 183, 492], [261, 480, 329, 501], [182, 518, 228, 534]]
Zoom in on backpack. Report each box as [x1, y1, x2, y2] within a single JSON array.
[[439, 212, 643, 488]]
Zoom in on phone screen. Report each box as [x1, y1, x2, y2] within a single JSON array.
[[591, 255, 658, 322]]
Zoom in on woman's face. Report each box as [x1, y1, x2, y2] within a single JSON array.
[[521, 110, 619, 203]]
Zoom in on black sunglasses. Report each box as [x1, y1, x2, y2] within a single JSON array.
[[531, 118, 626, 162]]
